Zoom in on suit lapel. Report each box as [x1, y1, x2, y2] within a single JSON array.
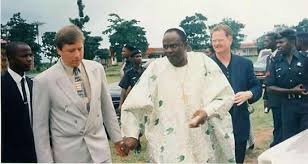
[[26, 77, 33, 125], [230, 55, 240, 93], [82, 60, 98, 129], [54, 61, 88, 115], [83, 60, 97, 111], [3, 72, 24, 104]]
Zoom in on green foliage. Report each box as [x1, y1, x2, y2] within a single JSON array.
[[69, 0, 89, 29], [210, 18, 246, 50], [273, 24, 289, 33], [69, 0, 102, 60], [103, 13, 149, 62], [95, 48, 109, 60], [256, 34, 266, 53], [1, 13, 42, 69], [179, 13, 209, 50], [42, 32, 58, 66], [294, 18, 308, 33]]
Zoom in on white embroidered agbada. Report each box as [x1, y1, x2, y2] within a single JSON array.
[[121, 52, 235, 163]]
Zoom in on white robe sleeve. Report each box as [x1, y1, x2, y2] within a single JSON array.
[[121, 61, 156, 139], [200, 55, 236, 162], [201, 56, 234, 118]]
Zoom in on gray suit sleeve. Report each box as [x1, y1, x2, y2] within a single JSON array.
[[32, 78, 54, 162], [99, 65, 122, 143]]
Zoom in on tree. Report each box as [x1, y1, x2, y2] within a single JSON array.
[[95, 48, 109, 60], [210, 18, 246, 50], [256, 34, 266, 53], [273, 24, 289, 33], [69, 0, 102, 60], [1, 13, 42, 69], [42, 32, 58, 66], [294, 18, 308, 33], [103, 13, 148, 62], [179, 13, 209, 50]]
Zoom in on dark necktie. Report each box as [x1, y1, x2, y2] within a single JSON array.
[[21, 77, 32, 125]]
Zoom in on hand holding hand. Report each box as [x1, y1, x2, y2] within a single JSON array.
[[234, 91, 253, 106], [114, 140, 129, 157], [188, 110, 207, 128], [123, 137, 138, 150]]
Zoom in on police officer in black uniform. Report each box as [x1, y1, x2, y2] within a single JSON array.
[[266, 29, 308, 141], [119, 49, 145, 99], [119, 49, 145, 154], [262, 32, 283, 147], [120, 44, 137, 78]]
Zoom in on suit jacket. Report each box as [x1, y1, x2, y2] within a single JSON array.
[[212, 55, 262, 143], [1, 71, 37, 163], [32, 60, 122, 162], [304, 55, 308, 89]]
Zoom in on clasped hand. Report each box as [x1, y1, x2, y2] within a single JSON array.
[[114, 137, 139, 157]]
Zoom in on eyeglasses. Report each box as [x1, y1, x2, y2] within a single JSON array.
[[163, 43, 182, 49]]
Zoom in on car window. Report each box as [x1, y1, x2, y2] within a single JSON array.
[[257, 55, 268, 64]]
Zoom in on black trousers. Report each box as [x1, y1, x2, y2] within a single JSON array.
[[270, 106, 283, 147], [235, 141, 247, 163], [281, 99, 308, 141]]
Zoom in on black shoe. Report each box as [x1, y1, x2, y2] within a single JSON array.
[[248, 144, 254, 150], [134, 142, 141, 154]]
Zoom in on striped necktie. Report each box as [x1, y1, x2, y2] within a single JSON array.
[[73, 67, 87, 98]]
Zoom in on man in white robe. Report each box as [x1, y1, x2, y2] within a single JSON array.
[[121, 28, 235, 163]]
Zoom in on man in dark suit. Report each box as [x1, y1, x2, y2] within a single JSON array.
[[210, 24, 262, 163], [1, 41, 37, 162]]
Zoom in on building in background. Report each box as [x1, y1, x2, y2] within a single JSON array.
[[236, 41, 258, 56]]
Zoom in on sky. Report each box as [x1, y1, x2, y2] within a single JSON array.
[[1, 0, 308, 48]]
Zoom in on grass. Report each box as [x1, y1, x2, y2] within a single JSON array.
[[106, 61, 273, 163], [105, 64, 121, 83]]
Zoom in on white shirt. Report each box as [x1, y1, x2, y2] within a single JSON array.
[[8, 68, 32, 125]]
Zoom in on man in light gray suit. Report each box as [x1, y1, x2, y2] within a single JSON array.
[[32, 25, 127, 162]]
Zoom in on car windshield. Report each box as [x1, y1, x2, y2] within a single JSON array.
[[256, 50, 271, 64]]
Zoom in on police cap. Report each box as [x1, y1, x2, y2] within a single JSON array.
[[277, 29, 296, 41]]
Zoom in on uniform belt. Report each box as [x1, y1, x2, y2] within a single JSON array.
[[286, 94, 307, 100]]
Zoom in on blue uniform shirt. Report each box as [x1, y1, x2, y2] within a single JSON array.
[[119, 66, 145, 89], [266, 50, 306, 89]]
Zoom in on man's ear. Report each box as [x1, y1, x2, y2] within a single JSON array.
[[183, 42, 188, 48], [228, 35, 233, 42], [57, 48, 62, 57]]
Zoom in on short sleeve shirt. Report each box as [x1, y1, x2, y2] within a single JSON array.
[[119, 67, 145, 89]]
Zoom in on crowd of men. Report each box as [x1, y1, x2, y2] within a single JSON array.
[[1, 24, 307, 163]]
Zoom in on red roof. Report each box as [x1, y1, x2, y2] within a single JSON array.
[[240, 41, 257, 49]]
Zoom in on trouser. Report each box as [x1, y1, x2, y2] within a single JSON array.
[[235, 141, 247, 163], [281, 99, 308, 141], [247, 117, 255, 149], [270, 106, 283, 147]]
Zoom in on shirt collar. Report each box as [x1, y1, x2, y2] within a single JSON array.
[[213, 53, 233, 69], [292, 49, 301, 59], [60, 58, 82, 76], [8, 68, 25, 83]]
